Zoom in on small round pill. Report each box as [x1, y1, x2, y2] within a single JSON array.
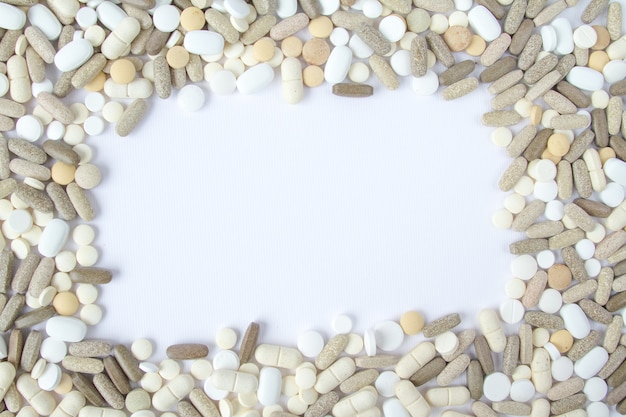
[[55, 251, 77, 272], [532, 328, 550, 347], [54, 373, 73, 395], [84, 116, 105, 136], [375, 371, 400, 397], [511, 254, 537, 280], [281, 36, 303, 57], [550, 329, 573, 353], [302, 38, 330, 65], [8, 209, 32, 234], [309, 16, 333, 38], [81, 303, 102, 325], [344, 333, 363, 355], [330, 28, 349, 46], [74, 164, 101, 190], [333, 314, 353, 334], [213, 350, 240, 370], [51, 161, 76, 186], [16, 115, 43, 142], [153, 5, 181, 32], [216, 327, 237, 349], [141, 372, 162, 392], [177, 85, 205, 112], [76, 6, 98, 28], [167, 46, 190, 69], [483, 372, 511, 402], [591, 90, 610, 109], [52, 272, 72, 292], [374, 320, 403, 351], [466, 35, 486, 56], [505, 278, 526, 299], [551, 356, 574, 381], [348, 62, 370, 83], [76, 284, 98, 304], [297, 330, 324, 357], [110, 59, 136, 84], [180, 6, 205, 31], [76, 245, 98, 266], [536, 250, 555, 269], [53, 291, 79, 316], [191, 359, 213, 380], [303, 65, 324, 87], [132, 339, 154, 361], [253, 38, 275, 62], [102, 101, 125, 123]]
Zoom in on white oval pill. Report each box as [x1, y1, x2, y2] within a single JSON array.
[[96, 1, 128, 31], [224, 0, 249, 18], [236, 63, 274, 94], [46, 316, 88, 342], [603, 60, 626, 84], [28, 4, 62, 40], [39, 218, 70, 257], [184, 31, 225, 56], [318, 0, 339, 14], [54, 39, 94, 72], [560, 303, 590, 339], [257, 367, 281, 406], [574, 346, 608, 379], [210, 70, 237, 95], [566, 66, 604, 91], [468, 5, 501, 42], [325, 45, 352, 84], [0, 3, 26, 30], [552, 18, 574, 55], [40, 337, 67, 363]]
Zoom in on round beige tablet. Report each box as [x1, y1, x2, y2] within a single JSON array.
[[53, 291, 80, 316], [400, 311, 424, 335], [51, 161, 76, 186], [216, 327, 238, 349], [547, 264, 572, 290], [550, 329, 573, 353], [85, 72, 106, 92], [309, 16, 333, 38], [54, 373, 73, 395], [443, 25, 472, 52], [303, 65, 324, 87], [588, 50, 609, 72], [302, 38, 330, 65], [75, 164, 102, 190], [180, 7, 205, 31], [599, 147, 616, 165], [529, 105, 542, 126], [281, 36, 303, 57], [253, 38, 276, 62], [166, 46, 190, 69], [465, 35, 486, 56], [547, 133, 570, 157], [110, 59, 136, 84]]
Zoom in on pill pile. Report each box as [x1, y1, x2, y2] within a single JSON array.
[[1, 0, 626, 415]]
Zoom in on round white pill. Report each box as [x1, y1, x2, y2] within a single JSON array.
[[132, 338, 153, 361], [586, 402, 609, 417], [210, 70, 237, 95], [295, 364, 316, 389], [38, 286, 56, 307], [512, 365, 531, 381], [16, 115, 44, 142], [491, 127, 512, 147], [73, 144, 93, 165], [483, 372, 511, 402], [140, 372, 163, 393], [348, 62, 370, 83], [159, 359, 181, 379], [345, 333, 363, 355], [80, 303, 102, 325], [85, 92, 106, 113], [215, 327, 237, 350], [533, 180, 558, 202], [362, 0, 382, 18], [454, 0, 472, 10], [297, 330, 325, 357], [499, 299, 524, 324], [504, 278, 526, 299], [374, 321, 404, 352], [551, 356, 573, 381], [434, 331, 458, 355], [332, 314, 353, 334], [55, 251, 76, 272], [448, 11, 468, 27], [38, 363, 62, 391], [375, 371, 400, 397], [411, 70, 439, 95], [585, 258, 601, 277], [329, 27, 349, 46], [40, 337, 67, 363], [536, 250, 555, 269], [102, 101, 124, 123], [153, 5, 180, 32], [509, 379, 534, 402], [510, 254, 537, 280], [213, 349, 239, 370], [538, 288, 562, 314], [429, 13, 448, 34], [584, 377, 607, 402], [76, 284, 98, 304], [592, 90, 610, 109], [47, 120, 65, 140], [204, 378, 229, 400], [587, 223, 606, 243], [8, 209, 32, 234], [390, 50, 411, 76], [32, 80, 53, 97], [573, 25, 597, 49], [545, 200, 564, 221], [379, 15, 405, 42], [504, 193, 525, 214], [575, 239, 595, 260], [191, 359, 213, 380], [51, 272, 71, 292], [76, 6, 97, 28], [0, 73, 8, 97], [84, 116, 105, 136], [76, 245, 98, 266], [492, 208, 513, 229], [73, 224, 95, 246], [177, 85, 205, 112]]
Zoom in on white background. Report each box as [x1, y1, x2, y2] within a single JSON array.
[[88, 78, 515, 349]]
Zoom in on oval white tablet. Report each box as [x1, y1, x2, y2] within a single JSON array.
[[184, 30, 225, 56], [46, 316, 88, 342], [236, 63, 274, 94]]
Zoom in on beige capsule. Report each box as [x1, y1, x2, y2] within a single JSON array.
[[69, 340, 113, 357], [270, 13, 309, 41], [442, 77, 478, 101], [339, 369, 378, 393], [480, 56, 516, 83], [27, 257, 54, 298], [413, 0, 453, 12], [103, 356, 131, 395], [543, 90, 577, 114], [410, 35, 428, 77], [46, 182, 77, 221], [409, 357, 445, 387], [166, 343, 209, 360], [15, 183, 53, 213], [578, 299, 612, 325], [526, 221, 564, 238], [562, 246, 588, 282], [488, 69, 523, 95], [604, 315, 623, 353], [62, 356, 105, 374], [492, 84, 527, 111], [504, 0, 527, 34], [354, 24, 391, 56], [330, 11, 370, 31], [72, 372, 105, 407], [533, 0, 567, 26], [355, 354, 398, 368], [422, 313, 461, 338], [116, 99, 147, 137], [25, 46, 45, 83], [9, 159, 50, 181], [551, 114, 591, 130], [53, 70, 76, 98], [436, 353, 469, 386], [189, 388, 220, 417], [8, 139, 45, 163], [369, 55, 398, 90], [562, 280, 598, 304], [572, 159, 592, 198], [492, 401, 531, 416], [509, 238, 548, 255], [509, 18, 534, 55]]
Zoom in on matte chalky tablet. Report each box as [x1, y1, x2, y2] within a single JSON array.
[[8, 209, 32, 234], [538, 289, 562, 314], [40, 337, 67, 363], [73, 224, 95, 246], [191, 359, 213, 380], [434, 331, 459, 355], [551, 356, 573, 381], [363, 328, 376, 356], [177, 85, 205, 112], [333, 314, 353, 334], [153, 5, 181, 32], [399, 311, 424, 335], [83, 117, 105, 136], [375, 371, 400, 397], [131, 339, 153, 361], [297, 330, 325, 357], [159, 359, 181, 379], [16, 115, 43, 142], [102, 101, 125, 123], [84, 92, 106, 113], [345, 333, 364, 355], [81, 304, 102, 325], [110, 59, 136, 84], [76, 245, 98, 266], [213, 349, 240, 370], [500, 299, 524, 324], [483, 372, 511, 401], [584, 377, 607, 401], [511, 254, 537, 280], [216, 328, 237, 350], [75, 164, 101, 189], [53, 291, 79, 315], [374, 321, 404, 352], [509, 379, 534, 402], [210, 71, 237, 95], [76, 284, 98, 304], [411, 70, 439, 95]]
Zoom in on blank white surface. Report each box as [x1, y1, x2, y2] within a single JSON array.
[[88, 77, 516, 348]]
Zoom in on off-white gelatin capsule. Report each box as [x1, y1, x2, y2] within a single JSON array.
[[152, 374, 194, 410], [314, 357, 355, 394], [281, 57, 303, 104], [255, 344, 303, 368], [395, 342, 436, 379], [332, 387, 378, 417], [394, 380, 430, 417], [210, 369, 258, 393], [479, 309, 506, 352]]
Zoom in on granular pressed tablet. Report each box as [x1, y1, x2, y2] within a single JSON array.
[[302, 65, 324, 87]]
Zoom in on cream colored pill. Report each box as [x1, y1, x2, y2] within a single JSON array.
[[211, 369, 258, 393], [395, 342, 436, 378]]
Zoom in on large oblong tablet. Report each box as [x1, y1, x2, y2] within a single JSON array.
[[183, 30, 225, 56], [237, 63, 275, 95], [0, 3, 26, 30], [54, 39, 94, 72], [46, 316, 88, 342], [325, 46, 352, 84], [39, 218, 70, 257]]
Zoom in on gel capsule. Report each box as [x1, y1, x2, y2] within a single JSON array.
[[210, 369, 258, 393], [395, 380, 430, 417], [255, 344, 303, 369], [395, 342, 436, 379]]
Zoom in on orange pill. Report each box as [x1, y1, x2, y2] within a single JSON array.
[[53, 291, 79, 316], [51, 161, 76, 186], [110, 59, 136, 84], [180, 7, 205, 31]]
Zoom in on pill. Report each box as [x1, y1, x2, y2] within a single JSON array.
[[152, 374, 194, 411], [255, 344, 302, 369]]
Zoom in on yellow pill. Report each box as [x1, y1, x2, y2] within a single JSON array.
[[166, 46, 190, 69], [465, 35, 486, 56], [599, 147, 616, 165], [400, 311, 424, 335], [547, 133, 570, 157], [588, 50, 610, 72], [253, 38, 276, 62], [281, 36, 303, 57], [303, 65, 324, 87], [84, 72, 106, 92], [180, 7, 205, 31], [541, 147, 561, 164], [53, 291, 79, 316], [302, 38, 330, 65], [309, 16, 333, 38], [550, 329, 573, 353], [110, 59, 136, 84], [51, 161, 76, 186]]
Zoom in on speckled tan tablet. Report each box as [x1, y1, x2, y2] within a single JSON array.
[[442, 329, 475, 362], [166, 343, 209, 360], [20, 330, 42, 372], [354, 354, 398, 368], [303, 391, 338, 417], [339, 369, 378, 393], [14, 305, 55, 329], [568, 330, 600, 361], [442, 77, 478, 100], [511, 199, 544, 232], [422, 313, 461, 338], [599, 345, 626, 380], [369, 55, 399, 90], [103, 356, 131, 395], [113, 344, 144, 382], [474, 335, 494, 374], [409, 357, 445, 386], [442, 26, 472, 52], [178, 400, 202, 417], [332, 83, 373, 97], [72, 372, 106, 406], [62, 356, 105, 374], [547, 377, 584, 402], [8, 329, 22, 367], [425, 31, 454, 68], [70, 340, 113, 358], [524, 311, 564, 329], [436, 353, 469, 386], [189, 388, 221, 417], [521, 270, 547, 308], [46, 182, 77, 221], [518, 34, 542, 70]]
